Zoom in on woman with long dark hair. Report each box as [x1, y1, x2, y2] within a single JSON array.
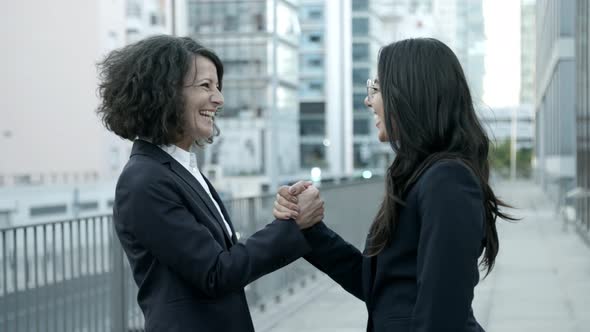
[[275, 38, 514, 331]]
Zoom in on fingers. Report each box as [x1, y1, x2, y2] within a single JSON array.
[[304, 188, 322, 208], [278, 186, 298, 204], [273, 207, 293, 220], [310, 206, 324, 221], [288, 180, 313, 195], [275, 193, 299, 213], [274, 200, 298, 219]]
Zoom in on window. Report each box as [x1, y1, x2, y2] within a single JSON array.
[[353, 143, 369, 168], [353, 93, 367, 112], [354, 119, 370, 135], [30, 204, 67, 217], [77, 201, 99, 211], [353, 43, 369, 61], [352, 18, 369, 36], [307, 55, 323, 67], [254, 13, 265, 31], [301, 144, 327, 168], [150, 14, 158, 26], [300, 79, 324, 98], [127, 0, 141, 18], [14, 174, 31, 185], [301, 5, 323, 21], [301, 54, 324, 73], [309, 9, 323, 20], [309, 81, 323, 91], [302, 30, 324, 48], [224, 15, 238, 31], [352, 0, 369, 11], [300, 119, 325, 136], [353, 67, 369, 87], [301, 102, 325, 115]]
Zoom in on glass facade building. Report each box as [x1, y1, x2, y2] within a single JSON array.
[[351, 0, 391, 171], [521, 0, 536, 105], [535, 0, 577, 205], [299, 1, 327, 169], [187, 0, 300, 178], [575, 0, 590, 237]]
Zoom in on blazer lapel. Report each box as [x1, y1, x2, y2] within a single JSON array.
[[168, 162, 234, 244], [131, 140, 234, 245], [202, 175, 237, 244]]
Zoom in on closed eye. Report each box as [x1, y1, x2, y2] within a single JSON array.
[[197, 82, 220, 91]]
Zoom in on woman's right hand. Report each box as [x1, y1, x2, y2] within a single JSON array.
[[273, 181, 324, 229]]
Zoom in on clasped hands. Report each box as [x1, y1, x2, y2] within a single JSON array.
[[273, 181, 324, 229]]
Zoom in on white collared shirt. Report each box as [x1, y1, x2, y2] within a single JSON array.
[[158, 144, 233, 237]]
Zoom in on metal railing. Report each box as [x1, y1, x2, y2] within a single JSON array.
[[0, 178, 383, 331], [0, 216, 112, 332]]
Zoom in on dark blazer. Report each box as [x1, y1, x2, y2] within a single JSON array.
[[113, 140, 311, 332], [303, 160, 486, 332]]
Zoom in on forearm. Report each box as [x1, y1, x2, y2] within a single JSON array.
[[303, 222, 365, 301], [177, 219, 311, 298]]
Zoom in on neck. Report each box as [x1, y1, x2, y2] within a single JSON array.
[[175, 139, 192, 152]]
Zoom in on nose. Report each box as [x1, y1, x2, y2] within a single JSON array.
[[211, 90, 224, 107], [364, 95, 371, 108]]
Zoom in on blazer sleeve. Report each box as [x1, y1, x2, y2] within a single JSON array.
[[114, 171, 311, 298], [412, 161, 485, 331], [302, 222, 365, 301]]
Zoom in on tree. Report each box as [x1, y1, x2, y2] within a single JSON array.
[[489, 139, 532, 178]]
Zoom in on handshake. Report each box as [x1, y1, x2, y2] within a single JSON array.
[[273, 181, 325, 229]]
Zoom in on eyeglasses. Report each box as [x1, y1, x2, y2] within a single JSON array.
[[366, 79, 380, 101]]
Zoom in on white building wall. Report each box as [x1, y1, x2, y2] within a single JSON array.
[[0, 0, 127, 187], [325, 0, 353, 175]]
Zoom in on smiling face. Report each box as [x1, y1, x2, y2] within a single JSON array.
[[365, 78, 389, 142], [176, 55, 224, 150]]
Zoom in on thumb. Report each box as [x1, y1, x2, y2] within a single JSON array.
[[289, 180, 311, 195]]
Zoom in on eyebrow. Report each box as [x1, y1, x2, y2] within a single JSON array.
[[193, 77, 220, 86]]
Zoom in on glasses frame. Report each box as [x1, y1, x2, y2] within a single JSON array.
[[366, 78, 379, 101]]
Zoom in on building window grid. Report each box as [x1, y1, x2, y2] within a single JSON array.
[[189, 1, 280, 120], [189, 0, 266, 34]]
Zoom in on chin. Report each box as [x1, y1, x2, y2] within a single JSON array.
[[196, 128, 213, 140]]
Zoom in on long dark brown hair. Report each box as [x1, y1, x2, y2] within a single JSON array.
[[366, 38, 515, 275]]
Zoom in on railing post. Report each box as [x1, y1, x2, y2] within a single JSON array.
[[110, 227, 127, 332], [247, 197, 260, 307]]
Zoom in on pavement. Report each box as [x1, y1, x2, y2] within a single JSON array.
[[252, 180, 590, 332]]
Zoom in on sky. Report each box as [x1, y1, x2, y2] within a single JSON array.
[[482, 0, 522, 108]]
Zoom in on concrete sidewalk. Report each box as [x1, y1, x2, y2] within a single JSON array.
[[252, 180, 590, 332]]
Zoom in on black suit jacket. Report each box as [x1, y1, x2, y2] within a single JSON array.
[[303, 160, 486, 332], [113, 140, 311, 331]]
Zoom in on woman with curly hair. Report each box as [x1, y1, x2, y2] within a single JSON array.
[[97, 35, 323, 332]]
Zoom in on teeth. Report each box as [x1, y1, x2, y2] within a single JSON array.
[[199, 110, 215, 118]]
